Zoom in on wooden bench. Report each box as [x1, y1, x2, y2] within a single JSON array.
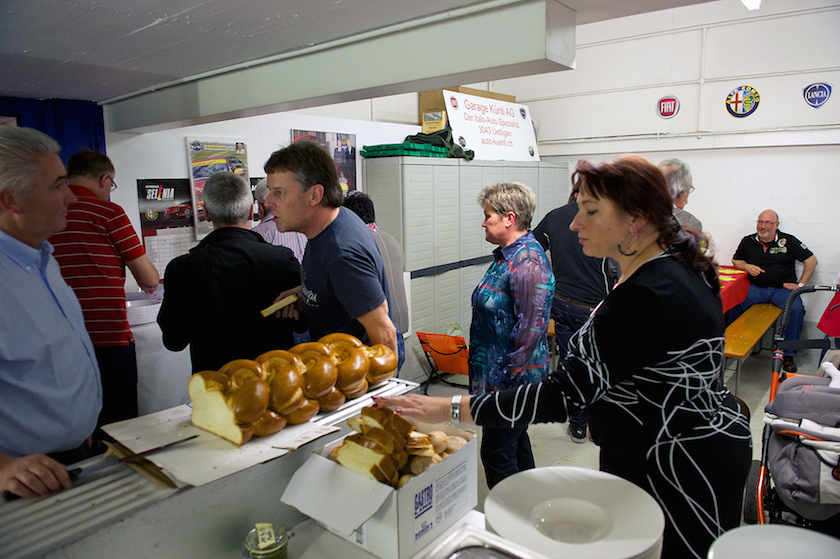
[[724, 303, 782, 395]]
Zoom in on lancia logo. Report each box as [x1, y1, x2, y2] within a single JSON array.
[[804, 83, 831, 109], [657, 96, 680, 119], [726, 86, 760, 118]]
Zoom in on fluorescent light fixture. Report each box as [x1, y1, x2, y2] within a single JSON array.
[[741, 0, 761, 10]]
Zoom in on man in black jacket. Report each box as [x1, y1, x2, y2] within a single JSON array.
[[158, 172, 301, 372]]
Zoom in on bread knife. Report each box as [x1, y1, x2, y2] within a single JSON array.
[[2, 434, 199, 501]]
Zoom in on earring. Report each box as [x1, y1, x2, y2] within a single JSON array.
[[617, 244, 637, 256]]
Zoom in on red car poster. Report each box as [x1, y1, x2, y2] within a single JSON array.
[[186, 138, 250, 239]]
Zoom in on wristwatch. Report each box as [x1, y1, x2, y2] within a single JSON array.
[[450, 395, 462, 422], [798, 282, 804, 288]]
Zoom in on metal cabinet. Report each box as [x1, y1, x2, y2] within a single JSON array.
[[363, 157, 568, 382]]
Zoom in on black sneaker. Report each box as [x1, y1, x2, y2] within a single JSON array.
[[568, 423, 587, 444]]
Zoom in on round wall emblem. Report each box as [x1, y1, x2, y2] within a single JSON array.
[[726, 85, 760, 117], [656, 96, 680, 119], [804, 83, 831, 109]]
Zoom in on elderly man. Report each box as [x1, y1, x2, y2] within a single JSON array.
[[49, 150, 159, 427], [157, 171, 301, 372], [726, 209, 817, 372], [0, 127, 102, 498], [264, 142, 403, 370], [659, 158, 702, 231]]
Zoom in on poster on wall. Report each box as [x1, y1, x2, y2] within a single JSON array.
[[292, 130, 357, 192], [137, 178, 197, 274], [186, 138, 250, 239], [442, 89, 540, 162]]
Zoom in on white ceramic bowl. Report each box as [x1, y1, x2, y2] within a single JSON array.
[[708, 524, 840, 559], [485, 466, 664, 559], [126, 292, 161, 326]]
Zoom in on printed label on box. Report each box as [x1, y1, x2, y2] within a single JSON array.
[[412, 458, 468, 542]]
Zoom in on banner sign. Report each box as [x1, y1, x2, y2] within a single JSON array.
[[442, 90, 539, 161]]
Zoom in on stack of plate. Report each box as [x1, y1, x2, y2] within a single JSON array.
[[485, 467, 664, 559]]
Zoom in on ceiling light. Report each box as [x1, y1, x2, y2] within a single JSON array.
[[741, 0, 761, 10]]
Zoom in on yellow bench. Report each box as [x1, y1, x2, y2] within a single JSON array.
[[723, 303, 782, 395]]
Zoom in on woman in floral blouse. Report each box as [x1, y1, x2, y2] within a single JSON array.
[[469, 182, 555, 489]]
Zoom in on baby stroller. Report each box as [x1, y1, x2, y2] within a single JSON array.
[[744, 285, 840, 537]]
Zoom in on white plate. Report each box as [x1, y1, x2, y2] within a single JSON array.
[[485, 466, 664, 559]]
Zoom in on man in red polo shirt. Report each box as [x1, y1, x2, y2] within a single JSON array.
[[49, 151, 159, 427]]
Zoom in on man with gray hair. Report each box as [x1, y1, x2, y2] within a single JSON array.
[[659, 158, 702, 231], [0, 127, 102, 499], [158, 171, 301, 372]]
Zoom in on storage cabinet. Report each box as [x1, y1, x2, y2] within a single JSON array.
[[363, 157, 569, 382]]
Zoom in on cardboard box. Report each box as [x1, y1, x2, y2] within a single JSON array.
[[282, 420, 478, 559], [419, 87, 516, 133]]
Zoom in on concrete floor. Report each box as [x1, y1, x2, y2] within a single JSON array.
[[421, 344, 824, 514]]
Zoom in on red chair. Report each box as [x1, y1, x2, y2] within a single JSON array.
[[416, 332, 469, 395]]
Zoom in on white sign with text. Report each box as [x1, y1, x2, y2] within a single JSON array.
[[443, 89, 540, 162]]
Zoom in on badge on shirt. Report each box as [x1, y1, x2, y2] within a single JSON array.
[[778, 238, 787, 247], [769, 247, 787, 255]]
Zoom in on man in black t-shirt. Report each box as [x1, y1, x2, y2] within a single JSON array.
[[725, 209, 817, 372], [533, 188, 618, 443], [262, 142, 402, 370]]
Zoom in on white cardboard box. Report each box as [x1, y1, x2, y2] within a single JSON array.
[[282, 420, 478, 559]]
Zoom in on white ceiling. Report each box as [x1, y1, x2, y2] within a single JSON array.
[[0, 0, 715, 103]]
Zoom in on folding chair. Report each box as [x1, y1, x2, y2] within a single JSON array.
[[416, 332, 469, 395]]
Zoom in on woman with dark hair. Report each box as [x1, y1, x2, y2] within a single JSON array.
[[375, 155, 752, 559]]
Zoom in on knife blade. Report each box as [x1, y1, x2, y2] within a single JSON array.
[[67, 434, 200, 480], [2, 434, 199, 501]]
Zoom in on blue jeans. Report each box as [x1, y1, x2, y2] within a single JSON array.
[[480, 425, 535, 489], [724, 285, 805, 357], [551, 297, 593, 427]]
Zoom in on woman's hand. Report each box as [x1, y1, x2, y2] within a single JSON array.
[[373, 394, 473, 425]]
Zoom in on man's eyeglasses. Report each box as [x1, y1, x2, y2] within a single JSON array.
[[102, 174, 118, 192], [756, 220, 777, 226], [688, 186, 695, 194]]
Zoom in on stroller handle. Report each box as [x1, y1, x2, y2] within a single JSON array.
[[775, 285, 838, 341]]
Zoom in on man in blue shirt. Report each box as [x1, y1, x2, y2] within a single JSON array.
[[0, 127, 102, 499], [263, 142, 403, 370]]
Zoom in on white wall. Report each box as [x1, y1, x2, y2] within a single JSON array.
[[107, 110, 420, 287], [108, 0, 840, 326], [544, 146, 840, 322]]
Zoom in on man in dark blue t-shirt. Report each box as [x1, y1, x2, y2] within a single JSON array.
[[263, 142, 403, 370], [726, 209, 817, 372]]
